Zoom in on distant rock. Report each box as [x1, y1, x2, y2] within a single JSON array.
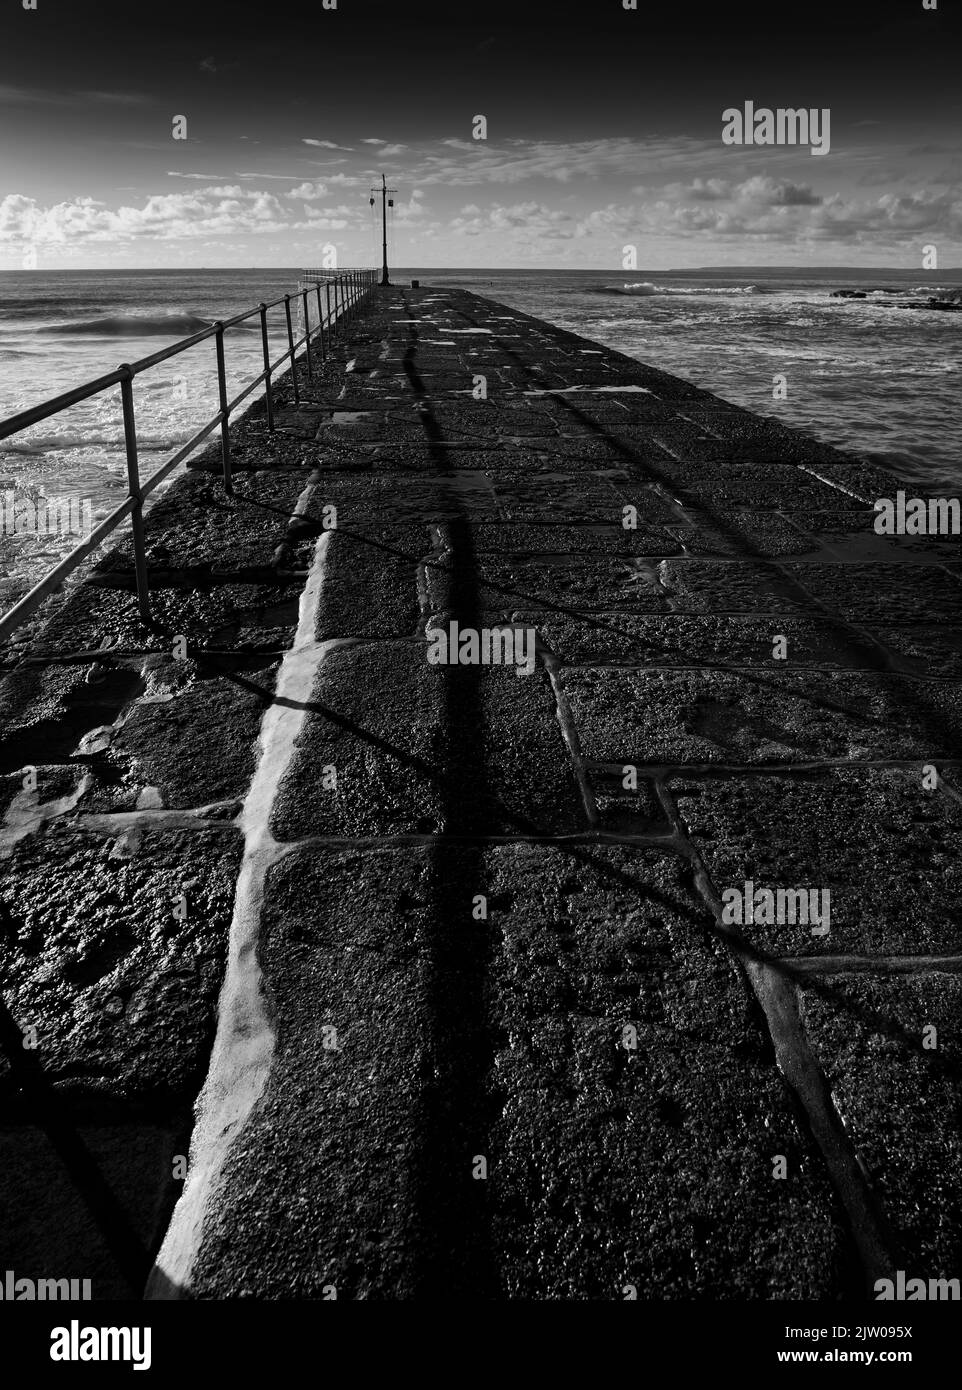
[[831, 289, 867, 298], [896, 297, 962, 312]]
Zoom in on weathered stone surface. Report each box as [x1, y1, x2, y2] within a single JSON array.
[[272, 641, 583, 839], [659, 559, 820, 614], [674, 769, 962, 956], [314, 524, 428, 640], [565, 669, 962, 765], [189, 845, 846, 1299], [785, 563, 962, 623], [2, 283, 953, 1303], [0, 823, 239, 1104], [801, 973, 962, 1274], [429, 555, 671, 618], [516, 613, 879, 669]]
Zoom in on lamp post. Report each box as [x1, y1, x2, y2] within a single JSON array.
[[370, 173, 396, 287]]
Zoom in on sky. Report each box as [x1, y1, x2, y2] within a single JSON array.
[[1, 0, 960, 270]]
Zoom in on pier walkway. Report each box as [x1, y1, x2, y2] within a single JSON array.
[[2, 287, 961, 1300]]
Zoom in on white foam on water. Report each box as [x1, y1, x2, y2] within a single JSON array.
[[523, 385, 654, 395]]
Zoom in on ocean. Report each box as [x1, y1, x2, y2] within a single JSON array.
[[1, 265, 960, 594]]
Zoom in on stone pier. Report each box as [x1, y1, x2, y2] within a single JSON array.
[[2, 287, 960, 1300]]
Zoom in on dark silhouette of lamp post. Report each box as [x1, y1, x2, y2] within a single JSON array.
[[370, 173, 396, 287]]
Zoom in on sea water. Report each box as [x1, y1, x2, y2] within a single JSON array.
[[0, 265, 959, 594]]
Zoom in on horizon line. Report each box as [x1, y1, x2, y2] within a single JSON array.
[[2, 264, 962, 274]]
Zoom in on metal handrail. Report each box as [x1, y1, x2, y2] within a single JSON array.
[[0, 268, 379, 644]]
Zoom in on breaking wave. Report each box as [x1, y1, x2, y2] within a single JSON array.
[[34, 312, 217, 337], [597, 282, 763, 297]]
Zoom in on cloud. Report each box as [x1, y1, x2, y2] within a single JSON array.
[[0, 84, 147, 106], [451, 201, 573, 237], [0, 84, 68, 104], [167, 171, 234, 181], [392, 193, 427, 222], [288, 182, 328, 199], [0, 188, 299, 244], [361, 138, 386, 145], [415, 135, 718, 186], [735, 176, 822, 207], [76, 90, 149, 105], [198, 57, 234, 74], [649, 176, 822, 207], [567, 184, 962, 247], [302, 139, 353, 150]]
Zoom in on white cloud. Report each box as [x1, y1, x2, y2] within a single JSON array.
[[415, 136, 718, 186], [0, 189, 296, 244], [288, 182, 329, 200], [166, 171, 235, 181], [451, 201, 573, 237], [570, 184, 962, 246]]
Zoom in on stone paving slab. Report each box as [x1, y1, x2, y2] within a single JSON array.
[[800, 973, 962, 1274], [0, 823, 239, 1105], [566, 669, 962, 765], [785, 563, 962, 623], [271, 641, 584, 839], [673, 769, 962, 956], [314, 525, 428, 640], [517, 613, 881, 669]]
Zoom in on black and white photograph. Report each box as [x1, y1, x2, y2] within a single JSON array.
[[0, 0, 960, 1364]]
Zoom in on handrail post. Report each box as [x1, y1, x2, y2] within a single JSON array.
[[118, 365, 151, 623], [259, 303, 275, 432], [334, 277, 340, 336], [326, 281, 333, 342], [283, 294, 299, 405], [301, 288, 313, 380], [316, 284, 326, 362], [214, 322, 233, 495]]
